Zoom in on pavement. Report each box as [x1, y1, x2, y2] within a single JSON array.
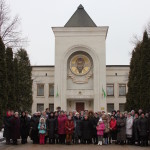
[[0, 141, 150, 150]]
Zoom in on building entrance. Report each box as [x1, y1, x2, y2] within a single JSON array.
[[76, 102, 84, 112]]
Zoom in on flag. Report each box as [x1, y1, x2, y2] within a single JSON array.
[[56, 85, 59, 97], [102, 87, 106, 98]]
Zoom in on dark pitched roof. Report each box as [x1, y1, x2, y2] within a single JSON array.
[[64, 4, 97, 27]]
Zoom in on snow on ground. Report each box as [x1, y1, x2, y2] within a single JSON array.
[[0, 129, 4, 141], [0, 129, 4, 138]]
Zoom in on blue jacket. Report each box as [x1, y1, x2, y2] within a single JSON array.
[[38, 123, 46, 134]]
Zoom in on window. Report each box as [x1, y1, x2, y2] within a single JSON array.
[[37, 103, 44, 112], [106, 84, 114, 96], [49, 104, 54, 112], [119, 103, 125, 112], [37, 84, 44, 96], [49, 84, 54, 96], [119, 84, 126, 96], [107, 103, 114, 112]]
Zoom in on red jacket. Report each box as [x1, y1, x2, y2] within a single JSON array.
[[110, 119, 117, 130], [65, 119, 74, 134], [57, 115, 67, 134]]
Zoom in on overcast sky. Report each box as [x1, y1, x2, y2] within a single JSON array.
[[7, 0, 150, 65]]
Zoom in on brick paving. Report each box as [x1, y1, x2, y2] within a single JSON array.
[[0, 141, 149, 150]]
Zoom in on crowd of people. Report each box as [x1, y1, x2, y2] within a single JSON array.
[[2, 108, 150, 146]]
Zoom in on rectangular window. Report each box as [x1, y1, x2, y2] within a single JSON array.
[[119, 84, 126, 96], [37, 103, 44, 112], [49, 104, 54, 112], [49, 84, 54, 96], [37, 84, 44, 96], [119, 103, 125, 112], [107, 103, 114, 112], [106, 84, 114, 96]]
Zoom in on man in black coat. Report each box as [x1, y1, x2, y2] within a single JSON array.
[[20, 111, 29, 144], [25, 111, 31, 141], [82, 115, 92, 144], [46, 112, 57, 144], [30, 112, 40, 144], [132, 112, 140, 145], [93, 113, 99, 144], [74, 112, 82, 144], [138, 112, 149, 147]]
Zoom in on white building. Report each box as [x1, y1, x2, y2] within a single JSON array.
[[31, 5, 129, 113]]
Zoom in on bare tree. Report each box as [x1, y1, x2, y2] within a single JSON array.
[[0, 0, 27, 48]]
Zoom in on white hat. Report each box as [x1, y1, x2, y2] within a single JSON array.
[[99, 118, 103, 122], [75, 112, 79, 115], [40, 117, 45, 123]]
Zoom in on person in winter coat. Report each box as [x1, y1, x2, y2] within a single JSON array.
[[102, 114, 110, 145], [109, 115, 117, 142], [74, 112, 82, 144], [10, 112, 20, 145], [30, 112, 40, 144], [88, 111, 94, 144], [57, 111, 67, 144], [65, 115, 74, 145], [54, 111, 59, 144], [25, 111, 31, 142], [93, 113, 99, 144], [20, 111, 29, 144], [40, 111, 48, 144], [132, 112, 140, 145], [82, 115, 92, 144], [117, 113, 126, 145], [145, 113, 150, 146], [138, 112, 149, 147], [38, 117, 46, 144], [3, 110, 12, 145], [126, 112, 133, 144], [80, 111, 84, 120], [46, 112, 57, 144], [148, 112, 150, 142], [96, 118, 105, 145]]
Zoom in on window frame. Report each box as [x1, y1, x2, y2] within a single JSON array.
[[106, 84, 114, 96], [119, 84, 126, 96], [119, 103, 125, 112], [49, 104, 54, 112], [107, 103, 114, 112], [37, 103, 44, 112], [49, 84, 54, 97], [37, 84, 44, 96]]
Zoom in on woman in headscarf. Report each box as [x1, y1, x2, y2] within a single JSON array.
[[117, 113, 126, 145], [10, 112, 20, 145], [57, 110, 67, 144], [3, 110, 12, 144]]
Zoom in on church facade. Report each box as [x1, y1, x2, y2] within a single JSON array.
[[31, 5, 129, 113]]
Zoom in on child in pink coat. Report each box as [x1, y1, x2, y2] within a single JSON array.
[[96, 118, 105, 145]]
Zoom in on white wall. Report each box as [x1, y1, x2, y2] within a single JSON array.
[[52, 27, 108, 112], [31, 66, 54, 113], [106, 66, 129, 111], [31, 65, 129, 113]]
